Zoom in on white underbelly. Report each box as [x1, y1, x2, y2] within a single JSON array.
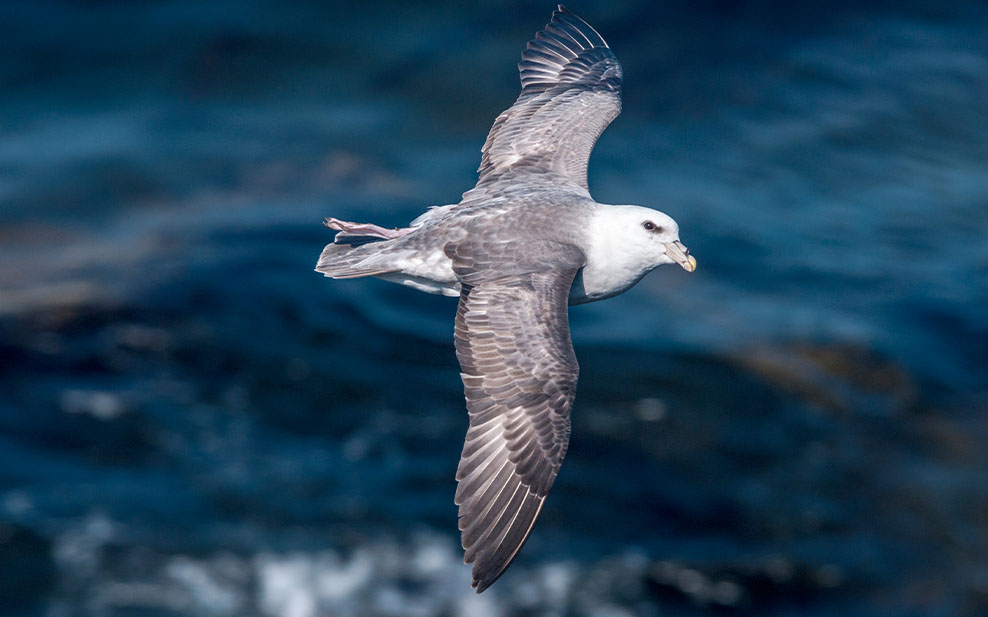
[[377, 273, 460, 296], [375, 247, 642, 303], [376, 249, 459, 297], [568, 265, 646, 305]]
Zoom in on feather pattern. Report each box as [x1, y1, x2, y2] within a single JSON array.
[[447, 240, 583, 592], [476, 5, 622, 190]]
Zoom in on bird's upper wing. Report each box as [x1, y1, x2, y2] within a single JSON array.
[[444, 239, 583, 592], [475, 5, 622, 192]]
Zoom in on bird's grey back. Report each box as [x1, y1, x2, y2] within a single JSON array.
[[407, 185, 595, 261]]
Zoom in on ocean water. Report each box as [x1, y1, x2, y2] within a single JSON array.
[[1, 1, 987, 615]]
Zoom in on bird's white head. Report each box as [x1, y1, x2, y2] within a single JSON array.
[[591, 205, 696, 271], [573, 205, 696, 304]]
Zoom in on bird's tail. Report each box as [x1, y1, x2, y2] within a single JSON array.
[[314, 217, 412, 279]]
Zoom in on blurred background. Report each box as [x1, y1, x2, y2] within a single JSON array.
[[1, 1, 987, 615]]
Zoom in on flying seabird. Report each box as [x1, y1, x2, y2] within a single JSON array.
[[316, 5, 696, 592]]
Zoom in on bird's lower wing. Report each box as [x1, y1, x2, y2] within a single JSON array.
[[447, 240, 582, 592]]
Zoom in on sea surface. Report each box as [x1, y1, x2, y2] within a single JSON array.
[[2, 1, 987, 616]]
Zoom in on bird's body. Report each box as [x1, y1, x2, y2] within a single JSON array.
[[316, 6, 695, 592], [320, 183, 689, 304]]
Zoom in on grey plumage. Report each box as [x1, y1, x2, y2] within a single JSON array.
[[478, 5, 622, 190], [315, 5, 696, 592], [448, 239, 582, 591]]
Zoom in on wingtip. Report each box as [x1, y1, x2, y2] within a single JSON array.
[[464, 554, 494, 593], [471, 565, 500, 593], [466, 548, 518, 593], [516, 5, 615, 93]]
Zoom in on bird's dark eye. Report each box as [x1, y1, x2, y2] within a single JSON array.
[[642, 221, 664, 233]]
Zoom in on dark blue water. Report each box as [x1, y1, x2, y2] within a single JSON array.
[[2, 1, 987, 615]]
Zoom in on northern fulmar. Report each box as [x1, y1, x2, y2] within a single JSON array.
[[316, 5, 696, 592]]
